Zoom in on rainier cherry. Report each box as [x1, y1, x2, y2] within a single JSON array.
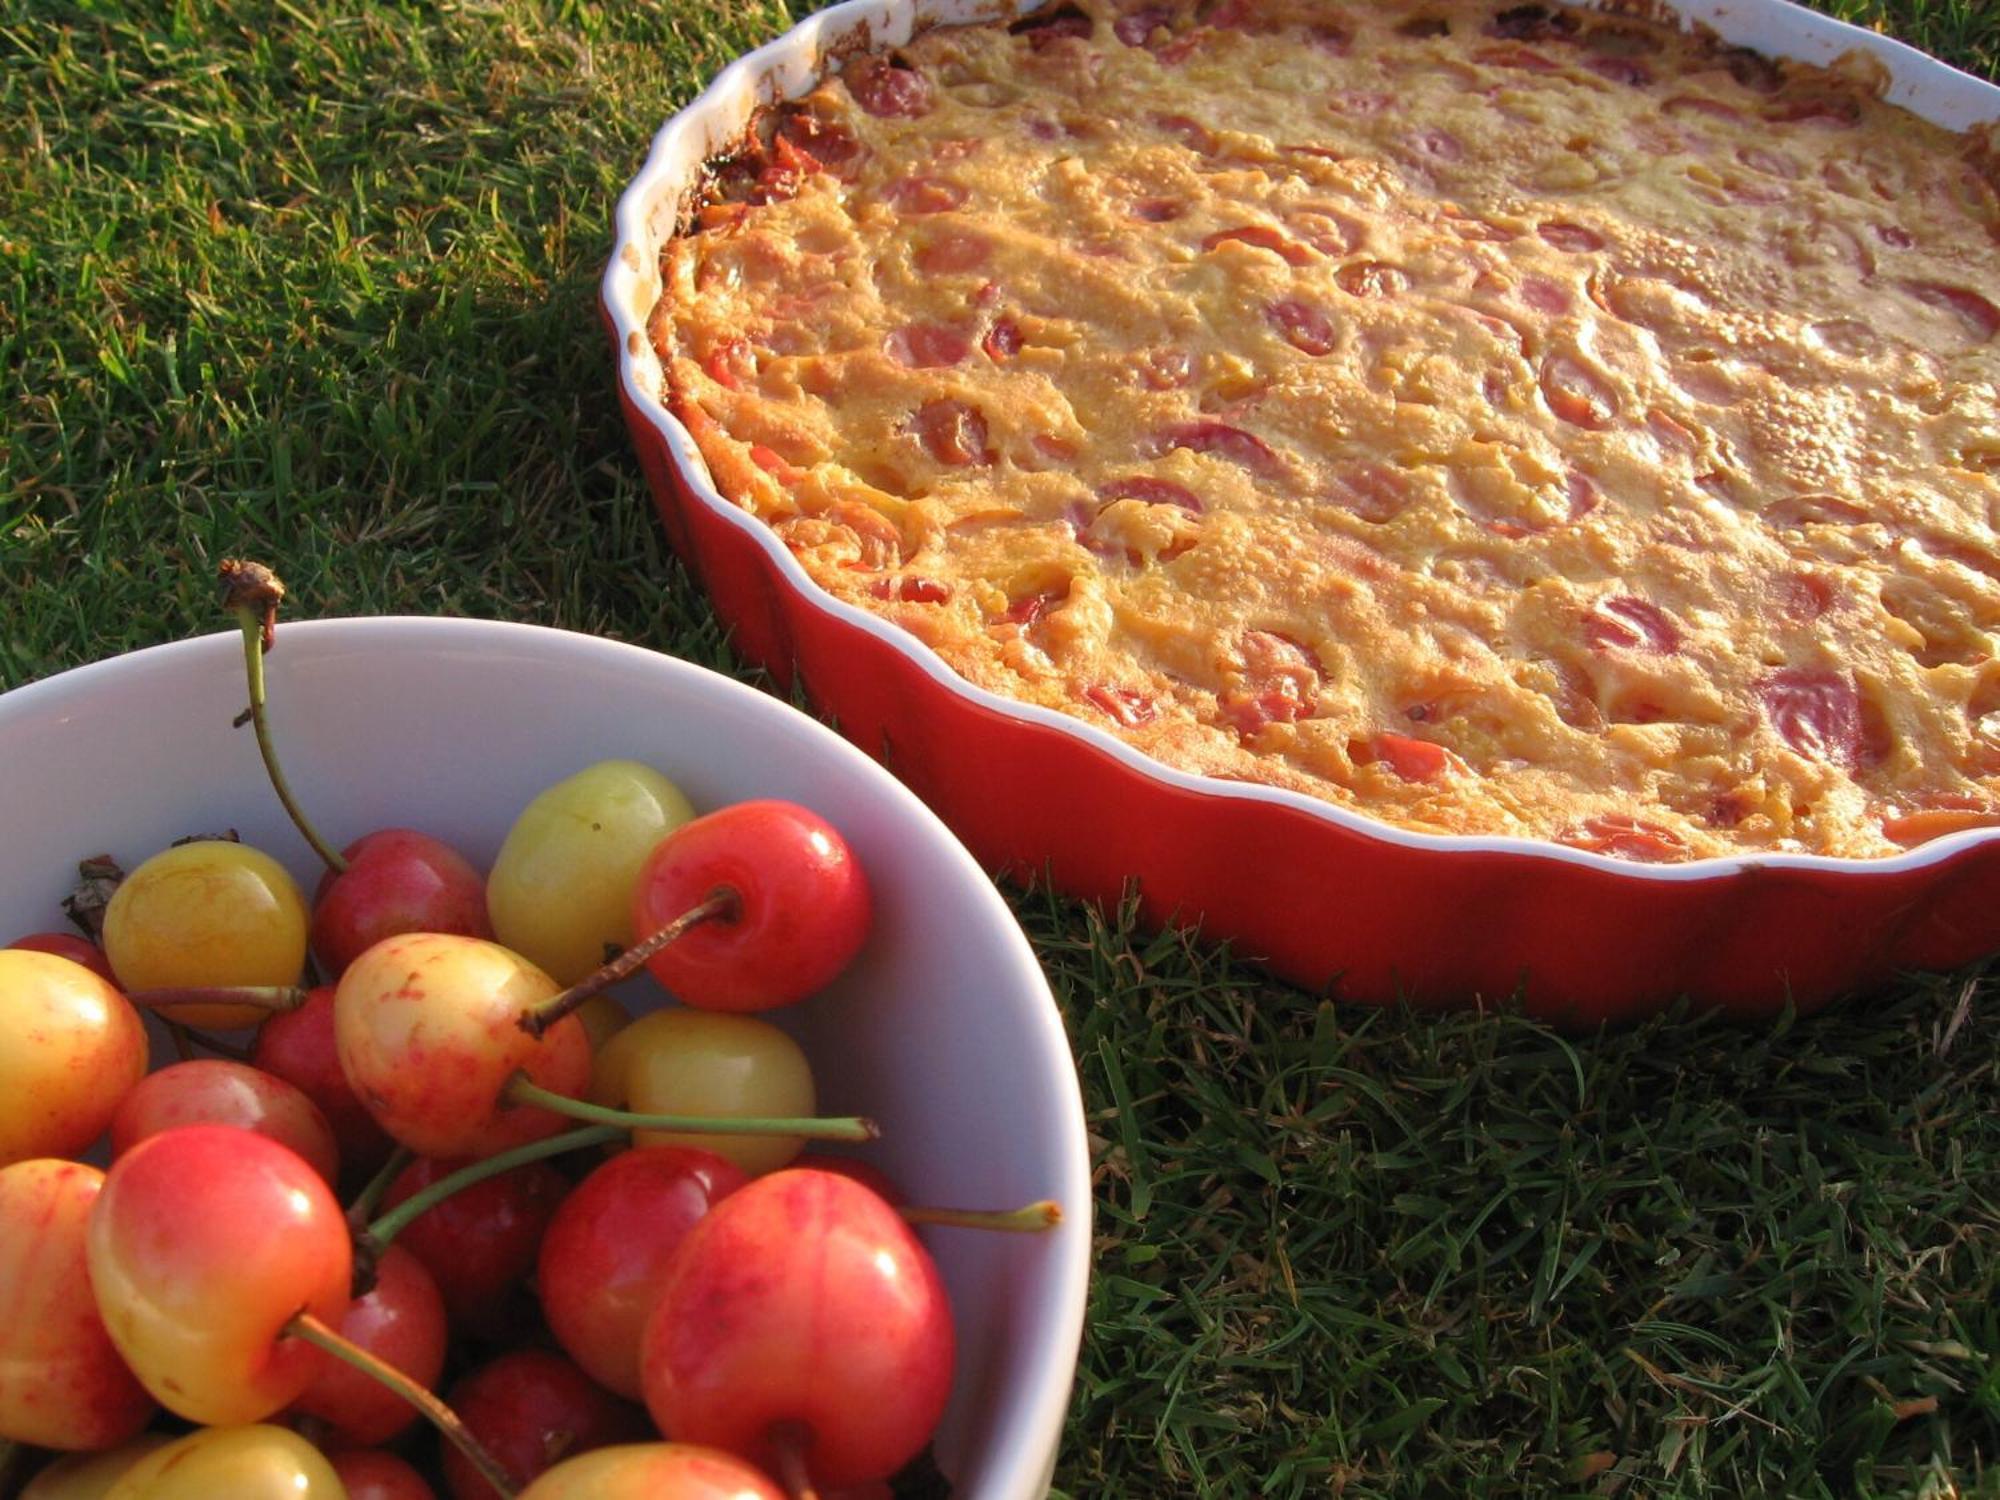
[[486, 759, 696, 985], [0, 949, 149, 1166], [537, 1145, 748, 1397], [109, 1057, 341, 1186], [291, 1242, 448, 1444], [99, 838, 309, 1029], [85, 1125, 351, 1426], [312, 827, 494, 978], [441, 1348, 649, 1500], [334, 932, 590, 1159], [375, 1152, 572, 1340], [640, 1167, 955, 1488], [0, 1159, 156, 1450], [515, 1444, 786, 1500], [17, 1436, 172, 1498], [97, 1424, 344, 1500], [602, 1008, 819, 1175], [629, 799, 870, 1012], [250, 983, 398, 1181]]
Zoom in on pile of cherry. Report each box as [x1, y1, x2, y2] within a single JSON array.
[[0, 565, 1053, 1500]]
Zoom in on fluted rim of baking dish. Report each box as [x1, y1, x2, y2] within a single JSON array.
[[604, 0, 2000, 887]]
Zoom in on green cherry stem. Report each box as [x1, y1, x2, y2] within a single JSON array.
[[363, 1126, 622, 1252], [125, 985, 309, 1019], [286, 1311, 516, 1498], [518, 889, 739, 1040], [345, 1145, 414, 1236], [504, 1074, 878, 1144], [220, 559, 348, 876], [903, 1200, 1064, 1233]]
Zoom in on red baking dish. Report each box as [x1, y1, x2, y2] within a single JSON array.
[[604, 0, 2000, 1024]]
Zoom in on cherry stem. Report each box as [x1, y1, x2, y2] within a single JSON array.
[[167, 1021, 195, 1063], [503, 1075, 878, 1144], [286, 1311, 517, 1498], [125, 984, 308, 1021], [346, 1145, 414, 1235], [229, 599, 348, 876], [769, 1422, 822, 1500], [518, 889, 738, 1039], [363, 1125, 622, 1251], [903, 1199, 1064, 1233]]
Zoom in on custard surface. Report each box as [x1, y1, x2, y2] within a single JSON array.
[[653, 0, 2000, 860]]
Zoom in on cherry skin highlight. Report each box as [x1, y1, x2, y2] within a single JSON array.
[[537, 1145, 749, 1398], [85, 1125, 351, 1425], [291, 1242, 448, 1444], [250, 982, 397, 1182], [109, 1057, 341, 1186], [334, 932, 591, 1159], [440, 1348, 650, 1500], [0, 1159, 156, 1451], [514, 1443, 787, 1500], [630, 799, 871, 1013], [313, 827, 494, 979], [0, 949, 149, 1167], [639, 1167, 955, 1488]]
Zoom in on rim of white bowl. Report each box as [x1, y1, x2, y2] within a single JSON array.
[[1, 614, 1095, 1500], [602, 0, 2000, 887]]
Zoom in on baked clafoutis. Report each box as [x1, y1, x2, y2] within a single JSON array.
[[649, 0, 2000, 863]]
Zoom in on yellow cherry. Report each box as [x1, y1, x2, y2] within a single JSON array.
[[487, 760, 695, 985], [101, 841, 308, 1029]]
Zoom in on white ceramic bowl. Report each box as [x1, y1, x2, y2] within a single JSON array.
[[0, 616, 1091, 1499]]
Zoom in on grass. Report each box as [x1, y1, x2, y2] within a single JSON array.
[[5, 0, 2000, 1495]]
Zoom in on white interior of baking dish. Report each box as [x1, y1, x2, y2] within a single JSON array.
[[604, 0, 2000, 886]]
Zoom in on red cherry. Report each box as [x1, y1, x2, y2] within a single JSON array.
[[7, 932, 118, 987], [292, 1243, 448, 1444], [109, 1058, 342, 1187], [328, 1449, 440, 1500], [630, 801, 871, 1012], [251, 984, 398, 1183], [538, 1146, 749, 1398], [378, 1154, 570, 1341], [85, 1125, 351, 1426], [441, 1349, 650, 1500], [639, 1168, 955, 1488], [312, 828, 493, 978]]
